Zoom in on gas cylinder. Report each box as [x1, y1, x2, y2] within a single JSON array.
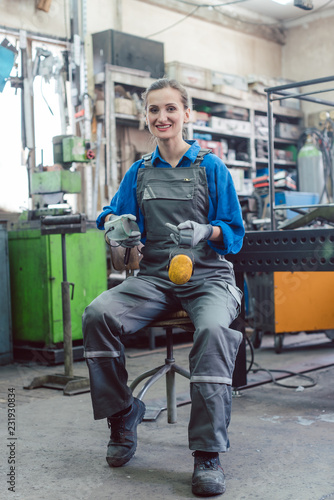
[[297, 135, 325, 200]]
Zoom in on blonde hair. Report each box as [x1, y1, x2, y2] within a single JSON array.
[[141, 78, 190, 110]]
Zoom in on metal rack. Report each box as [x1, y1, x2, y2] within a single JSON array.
[[265, 75, 334, 230]]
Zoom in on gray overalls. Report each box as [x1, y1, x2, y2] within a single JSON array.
[[83, 150, 243, 452]]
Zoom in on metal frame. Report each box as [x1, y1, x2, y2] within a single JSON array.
[[228, 227, 334, 273], [265, 75, 334, 230]]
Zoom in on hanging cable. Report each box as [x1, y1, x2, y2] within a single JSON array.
[[146, 0, 258, 38], [146, 6, 201, 38], [40, 77, 54, 116]]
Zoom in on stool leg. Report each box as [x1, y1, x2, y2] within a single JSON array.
[[166, 368, 176, 423], [165, 327, 177, 423]]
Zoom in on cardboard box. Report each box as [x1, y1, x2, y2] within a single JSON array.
[[213, 84, 249, 100], [212, 71, 248, 91], [196, 139, 223, 158], [165, 61, 212, 90], [275, 122, 301, 140], [114, 98, 135, 115], [209, 116, 252, 135], [95, 100, 105, 117]]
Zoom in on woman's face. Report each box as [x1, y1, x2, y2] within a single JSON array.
[[145, 87, 190, 141]]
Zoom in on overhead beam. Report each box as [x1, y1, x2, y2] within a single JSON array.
[[138, 0, 286, 45]]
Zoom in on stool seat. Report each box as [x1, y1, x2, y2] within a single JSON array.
[[150, 309, 194, 329]]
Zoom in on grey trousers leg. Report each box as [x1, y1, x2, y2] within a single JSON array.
[[178, 280, 243, 452], [82, 276, 176, 420]]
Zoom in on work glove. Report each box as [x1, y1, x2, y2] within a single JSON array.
[[166, 220, 213, 248], [105, 214, 141, 248]]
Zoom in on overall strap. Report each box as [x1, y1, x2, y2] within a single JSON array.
[[141, 153, 154, 168], [192, 148, 212, 167]]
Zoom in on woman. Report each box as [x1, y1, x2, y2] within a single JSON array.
[[83, 78, 245, 497]]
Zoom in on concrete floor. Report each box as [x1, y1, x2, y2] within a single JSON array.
[[1, 331, 334, 500]]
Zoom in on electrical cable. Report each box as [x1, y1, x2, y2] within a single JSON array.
[[146, 0, 334, 38], [251, 362, 317, 389], [146, 0, 253, 38], [212, 5, 281, 26], [245, 333, 255, 374], [146, 6, 201, 38], [245, 334, 317, 389], [40, 77, 54, 116]]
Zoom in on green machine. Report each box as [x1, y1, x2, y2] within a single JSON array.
[[8, 221, 107, 360]]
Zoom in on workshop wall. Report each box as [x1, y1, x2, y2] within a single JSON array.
[[1, 1, 334, 128], [283, 15, 334, 118], [121, 0, 283, 79], [1, 0, 332, 88], [0, 0, 68, 38], [1, 0, 282, 80]]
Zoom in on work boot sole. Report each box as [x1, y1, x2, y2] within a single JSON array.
[[192, 480, 226, 497], [106, 399, 146, 467]]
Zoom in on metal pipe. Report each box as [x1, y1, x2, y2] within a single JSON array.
[[266, 75, 334, 92], [62, 281, 73, 378], [92, 121, 103, 219], [42, 214, 82, 225], [267, 89, 276, 230], [61, 234, 67, 282], [270, 88, 334, 107], [273, 203, 334, 211]]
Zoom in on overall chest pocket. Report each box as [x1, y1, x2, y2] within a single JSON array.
[[142, 179, 195, 201]]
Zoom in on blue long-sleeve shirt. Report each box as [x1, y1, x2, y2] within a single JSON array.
[[97, 140, 245, 255]]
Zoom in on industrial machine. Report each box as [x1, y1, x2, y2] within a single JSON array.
[[8, 220, 107, 361], [247, 270, 334, 353], [237, 76, 334, 352]]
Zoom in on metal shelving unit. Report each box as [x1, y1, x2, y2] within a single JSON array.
[[265, 75, 334, 230], [100, 65, 304, 207]]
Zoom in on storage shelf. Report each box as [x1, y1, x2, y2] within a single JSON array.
[[255, 135, 298, 144], [226, 160, 252, 168], [256, 158, 297, 166], [192, 124, 251, 139]]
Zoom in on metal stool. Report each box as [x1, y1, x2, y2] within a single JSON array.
[[107, 243, 194, 423], [130, 311, 194, 423]]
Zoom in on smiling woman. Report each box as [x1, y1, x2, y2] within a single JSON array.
[[83, 76, 245, 498], [142, 79, 191, 167]]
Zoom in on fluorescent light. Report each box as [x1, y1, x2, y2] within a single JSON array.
[[272, 0, 292, 5]]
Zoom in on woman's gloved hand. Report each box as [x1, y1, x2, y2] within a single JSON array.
[[105, 214, 141, 248], [166, 220, 213, 248]]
